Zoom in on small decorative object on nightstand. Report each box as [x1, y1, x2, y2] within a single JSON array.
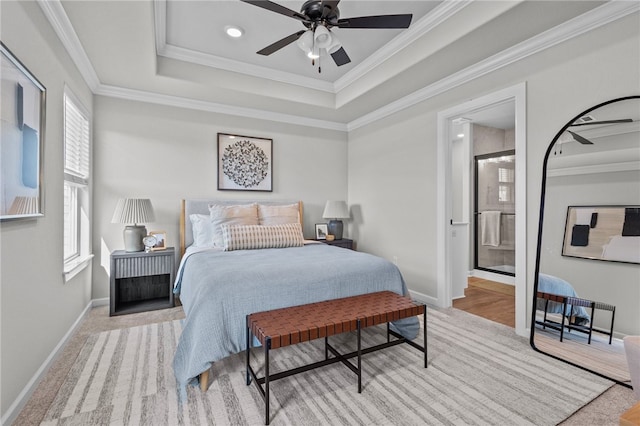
[[322, 238, 354, 250], [110, 247, 175, 316]]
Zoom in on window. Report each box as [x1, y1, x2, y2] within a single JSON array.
[[63, 89, 92, 280]]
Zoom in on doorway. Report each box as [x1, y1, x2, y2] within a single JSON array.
[[436, 83, 527, 336]]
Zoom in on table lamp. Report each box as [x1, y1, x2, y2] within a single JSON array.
[[111, 198, 155, 252], [322, 200, 349, 240]]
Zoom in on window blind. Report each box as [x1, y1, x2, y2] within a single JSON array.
[[64, 95, 90, 183]]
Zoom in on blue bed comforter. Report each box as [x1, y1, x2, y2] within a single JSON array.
[[173, 244, 420, 392], [537, 273, 591, 325]]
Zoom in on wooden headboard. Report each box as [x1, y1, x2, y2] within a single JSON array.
[[179, 199, 303, 257]]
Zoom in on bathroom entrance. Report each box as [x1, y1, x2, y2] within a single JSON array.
[[437, 83, 527, 335]]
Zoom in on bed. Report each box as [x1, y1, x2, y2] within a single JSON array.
[[536, 273, 591, 325], [172, 199, 420, 393]]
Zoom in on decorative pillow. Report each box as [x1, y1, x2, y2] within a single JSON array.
[[190, 214, 215, 247], [258, 203, 300, 225], [209, 203, 259, 247], [221, 223, 304, 251]]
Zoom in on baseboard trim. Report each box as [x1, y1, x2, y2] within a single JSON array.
[[408, 289, 439, 307], [1, 299, 96, 426]]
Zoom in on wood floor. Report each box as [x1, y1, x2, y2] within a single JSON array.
[[453, 277, 515, 328]]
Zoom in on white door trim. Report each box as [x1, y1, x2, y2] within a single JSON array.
[[436, 82, 528, 337]]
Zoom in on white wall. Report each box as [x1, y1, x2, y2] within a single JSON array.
[[0, 1, 93, 418], [91, 96, 348, 299], [348, 14, 640, 318]]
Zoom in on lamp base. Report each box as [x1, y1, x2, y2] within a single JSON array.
[[124, 225, 147, 252], [327, 219, 344, 240]]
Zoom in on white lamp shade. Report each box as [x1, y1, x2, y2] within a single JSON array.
[[314, 25, 332, 49], [296, 30, 314, 54], [111, 198, 156, 224], [326, 34, 342, 55], [322, 200, 349, 219]]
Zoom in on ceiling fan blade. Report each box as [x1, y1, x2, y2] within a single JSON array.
[[570, 118, 633, 127], [567, 130, 594, 145], [330, 46, 351, 66], [336, 14, 412, 29], [257, 30, 306, 56], [240, 0, 309, 23]]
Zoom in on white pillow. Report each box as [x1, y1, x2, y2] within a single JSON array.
[[209, 203, 259, 247], [258, 203, 300, 226], [221, 223, 304, 251], [190, 214, 215, 248]]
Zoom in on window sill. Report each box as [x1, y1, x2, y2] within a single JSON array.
[[63, 254, 94, 283]]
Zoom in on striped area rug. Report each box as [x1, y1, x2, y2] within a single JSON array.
[[41, 308, 612, 425]]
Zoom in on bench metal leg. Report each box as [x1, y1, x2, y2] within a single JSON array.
[[264, 337, 271, 425], [357, 319, 362, 393], [424, 308, 428, 368], [246, 315, 251, 385]]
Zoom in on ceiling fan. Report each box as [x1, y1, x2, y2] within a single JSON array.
[[240, 0, 413, 71], [566, 118, 633, 145]]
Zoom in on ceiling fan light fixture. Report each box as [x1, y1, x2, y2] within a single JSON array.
[[296, 29, 314, 54], [326, 34, 342, 55], [307, 45, 320, 59], [314, 25, 332, 49]]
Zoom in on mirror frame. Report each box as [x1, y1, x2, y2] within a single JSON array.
[[530, 95, 639, 387]]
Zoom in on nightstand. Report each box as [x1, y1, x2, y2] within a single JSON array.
[[110, 247, 175, 316], [322, 238, 354, 250]]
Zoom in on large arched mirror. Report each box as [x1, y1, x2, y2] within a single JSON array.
[[531, 96, 640, 386]]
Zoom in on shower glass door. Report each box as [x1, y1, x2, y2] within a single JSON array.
[[474, 150, 516, 276]]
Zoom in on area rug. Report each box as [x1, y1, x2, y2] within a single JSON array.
[[40, 308, 612, 425]]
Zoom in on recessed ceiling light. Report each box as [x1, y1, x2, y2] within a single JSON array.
[[225, 26, 243, 38], [457, 133, 465, 138]]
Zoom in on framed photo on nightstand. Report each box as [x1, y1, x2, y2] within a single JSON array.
[[149, 231, 167, 251], [315, 223, 328, 240]]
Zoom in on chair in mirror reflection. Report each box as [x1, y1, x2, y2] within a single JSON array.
[[532, 96, 640, 389]]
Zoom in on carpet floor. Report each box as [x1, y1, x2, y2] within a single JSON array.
[[35, 307, 618, 425]]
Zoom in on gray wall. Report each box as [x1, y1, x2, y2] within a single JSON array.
[[0, 1, 93, 417], [91, 96, 348, 300]]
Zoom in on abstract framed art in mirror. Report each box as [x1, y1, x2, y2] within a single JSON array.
[[531, 96, 639, 387], [0, 42, 46, 220], [562, 205, 640, 264]]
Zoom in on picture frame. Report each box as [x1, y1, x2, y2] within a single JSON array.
[[1, 42, 46, 220], [149, 231, 167, 251], [562, 205, 640, 264], [218, 133, 273, 191], [315, 223, 328, 240]]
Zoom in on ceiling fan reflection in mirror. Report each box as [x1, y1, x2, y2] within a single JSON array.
[[240, 0, 412, 72], [566, 117, 634, 145]]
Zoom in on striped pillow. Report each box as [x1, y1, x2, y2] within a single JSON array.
[[221, 223, 304, 251]]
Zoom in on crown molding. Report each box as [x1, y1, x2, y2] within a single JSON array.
[[36, 0, 100, 91], [347, 0, 640, 131], [158, 43, 336, 93], [333, 0, 472, 93], [94, 84, 348, 132]]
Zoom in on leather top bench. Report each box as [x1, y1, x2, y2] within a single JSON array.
[[246, 290, 427, 425]]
